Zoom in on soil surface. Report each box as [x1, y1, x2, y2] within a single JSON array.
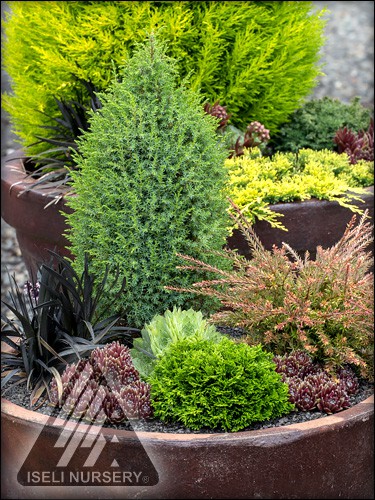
[[2, 369, 373, 434]]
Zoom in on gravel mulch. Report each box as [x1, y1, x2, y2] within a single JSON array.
[[2, 377, 373, 434]]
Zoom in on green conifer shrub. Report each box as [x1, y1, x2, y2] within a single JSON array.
[[64, 35, 230, 329], [149, 337, 294, 432], [2, 1, 326, 155], [270, 97, 373, 153]]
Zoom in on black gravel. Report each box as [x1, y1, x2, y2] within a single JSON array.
[[2, 376, 373, 435]]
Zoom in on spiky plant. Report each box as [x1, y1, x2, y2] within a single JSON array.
[[166, 200, 374, 380], [334, 118, 374, 164], [8, 80, 102, 205], [49, 341, 152, 423], [1, 252, 139, 406]]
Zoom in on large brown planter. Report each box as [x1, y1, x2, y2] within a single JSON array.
[[1, 395, 373, 499], [1, 151, 374, 280]]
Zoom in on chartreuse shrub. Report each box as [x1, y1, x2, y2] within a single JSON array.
[[131, 307, 223, 379], [225, 147, 374, 229], [64, 35, 230, 329], [270, 97, 373, 153], [149, 337, 294, 432], [2, 0, 326, 155]]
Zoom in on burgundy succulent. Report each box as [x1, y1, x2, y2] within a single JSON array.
[[245, 121, 271, 145], [287, 379, 318, 411], [273, 350, 317, 379], [231, 121, 271, 157], [304, 371, 331, 390], [337, 366, 359, 395], [90, 341, 139, 386], [49, 341, 153, 423], [117, 381, 153, 420], [203, 100, 231, 130], [273, 351, 359, 414], [334, 118, 374, 164], [316, 381, 351, 414]]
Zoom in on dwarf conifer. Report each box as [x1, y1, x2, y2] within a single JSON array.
[[65, 35, 230, 328]]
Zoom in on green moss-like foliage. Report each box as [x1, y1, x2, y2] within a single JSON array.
[[64, 35, 230, 328], [2, 1, 326, 154], [131, 307, 223, 380], [149, 337, 294, 432], [226, 147, 374, 229], [270, 97, 373, 153]]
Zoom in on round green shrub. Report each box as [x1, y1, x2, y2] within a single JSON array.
[[270, 97, 373, 153], [64, 35, 230, 328], [149, 337, 294, 432], [2, 0, 326, 154]]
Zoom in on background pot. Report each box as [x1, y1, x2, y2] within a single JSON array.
[[1, 396, 374, 499], [1, 151, 73, 281], [1, 151, 374, 281], [227, 187, 374, 260]]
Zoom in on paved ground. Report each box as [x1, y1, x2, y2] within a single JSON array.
[[310, 1, 374, 107]]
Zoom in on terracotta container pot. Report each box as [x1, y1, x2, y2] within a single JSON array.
[[1, 395, 374, 499], [1, 150, 73, 281], [1, 151, 374, 279], [227, 187, 374, 261]]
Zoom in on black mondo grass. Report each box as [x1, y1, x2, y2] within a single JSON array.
[[1, 251, 139, 407]]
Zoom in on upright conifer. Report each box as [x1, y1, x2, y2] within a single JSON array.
[[65, 35, 230, 328]]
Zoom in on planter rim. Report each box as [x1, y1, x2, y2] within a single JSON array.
[[2, 394, 373, 443], [1, 149, 72, 202]]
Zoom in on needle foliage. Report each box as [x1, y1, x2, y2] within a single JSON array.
[[64, 35, 230, 328]]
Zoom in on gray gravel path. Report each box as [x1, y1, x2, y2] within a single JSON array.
[[310, 1, 374, 107], [1, 1, 374, 313]]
